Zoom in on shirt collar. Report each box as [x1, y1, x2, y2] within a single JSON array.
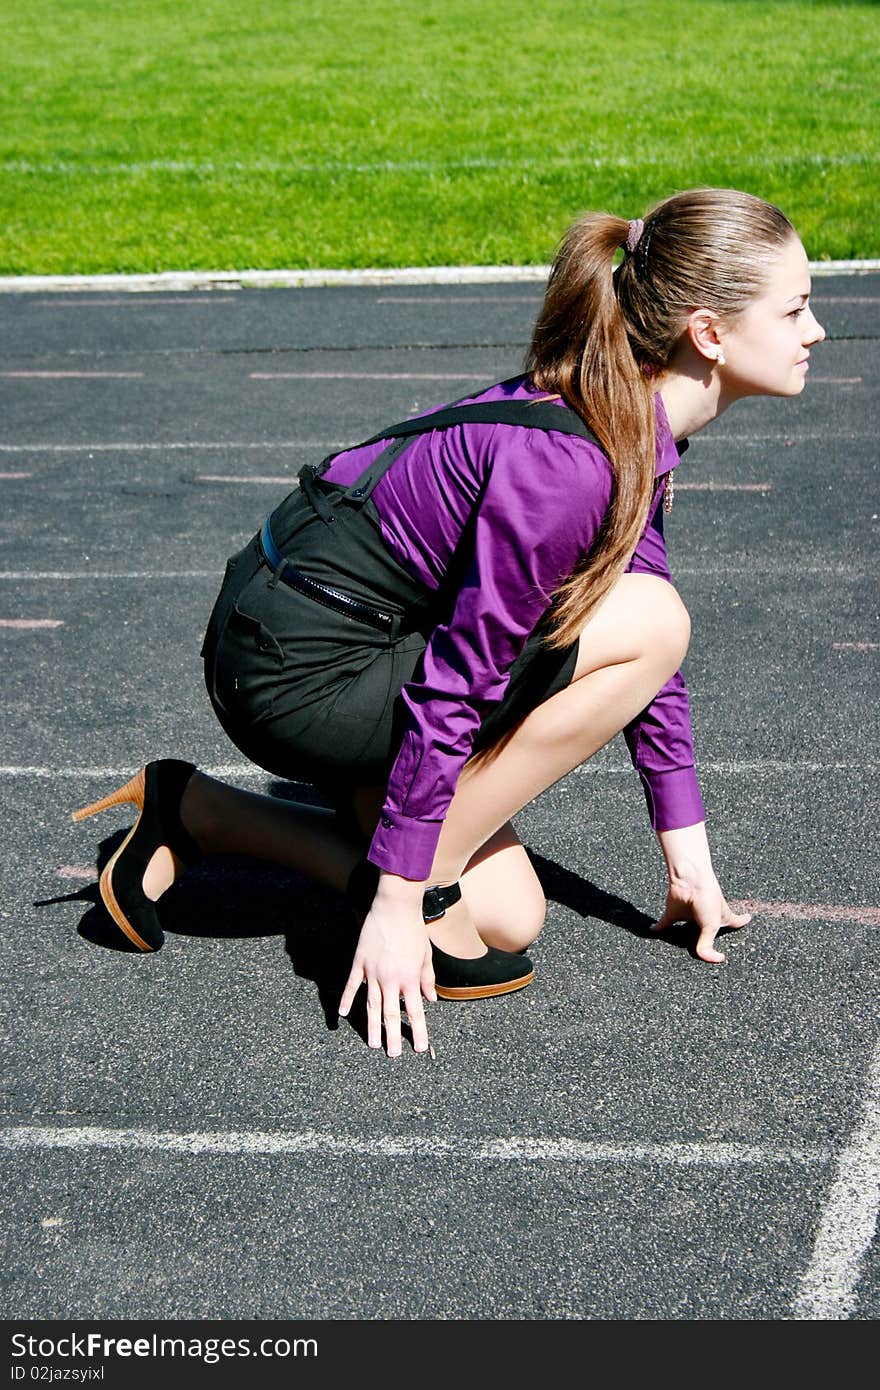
[[654, 393, 688, 477]]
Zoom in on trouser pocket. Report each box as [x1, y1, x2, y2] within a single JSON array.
[[201, 536, 266, 711], [211, 601, 285, 726], [200, 541, 257, 661]]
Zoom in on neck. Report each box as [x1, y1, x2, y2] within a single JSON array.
[[655, 358, 737, 442]]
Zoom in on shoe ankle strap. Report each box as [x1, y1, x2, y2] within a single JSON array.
[[422, 882, 462, 922]]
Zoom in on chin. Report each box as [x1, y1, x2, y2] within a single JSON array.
[[770, 375, 807, 398]]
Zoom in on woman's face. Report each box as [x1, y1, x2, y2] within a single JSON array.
[[717, 236, 826, 398]]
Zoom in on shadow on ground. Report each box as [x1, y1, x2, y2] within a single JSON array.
[[35, 803, 711, 1051]]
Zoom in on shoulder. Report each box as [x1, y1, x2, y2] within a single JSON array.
[[465, 392, 614, 533], [405, 378, 614, 551], [457, 376, 612, 488]]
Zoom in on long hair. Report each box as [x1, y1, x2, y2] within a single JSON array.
[[527, 187, 796, 649]]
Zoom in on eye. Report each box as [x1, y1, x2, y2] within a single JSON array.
[[789, 303, 808, 319]]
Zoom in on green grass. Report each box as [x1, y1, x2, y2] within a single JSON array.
[[1, 0, 878, 273]]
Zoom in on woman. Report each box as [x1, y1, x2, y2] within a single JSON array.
[[73, 187, 825, 1060]]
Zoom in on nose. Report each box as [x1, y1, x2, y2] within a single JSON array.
[[805, 308, 825, 344]]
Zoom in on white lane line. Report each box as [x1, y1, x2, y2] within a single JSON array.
[[375, 295, 542, 304], [2, 267, 553, 293], [690, 432, 875, 443], [33, 297, 240, 307], [792, 1042, 880, 1319], [1, 431, 871, 453], [0, 371, 144, 379], [5, 764, 284, 779], [249, 371, 484, 380], [0, 440, 339, 453], [0, 471, 31, 478], [0, 564, 874, 581], [4, 761, 878, 779], [673, 565, 874, 576], [196, 474, 294, 484], [0, 1125, 826, 1165], [601, 760, 879, 774], [676, 482, 771, 492], [244, 374, 863, 394], [0, 618, 63, 628], [0, 571, 219, 580], [833, 642, 879, 652]]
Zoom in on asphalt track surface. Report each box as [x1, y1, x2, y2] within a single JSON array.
[[0, 279, 878, 1323]]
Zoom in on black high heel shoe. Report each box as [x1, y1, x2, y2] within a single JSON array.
[[71, 759, 200, 952], [346, 860, 535, 1000]]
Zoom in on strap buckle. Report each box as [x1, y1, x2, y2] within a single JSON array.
[[422, 883, 462, 922]]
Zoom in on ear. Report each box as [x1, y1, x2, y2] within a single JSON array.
[[685, 308, 723, 363]]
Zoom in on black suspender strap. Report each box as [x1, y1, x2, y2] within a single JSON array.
[[341, 435, 413, 502], [314, 398, 600, 505], [359, 399, 599, 447]]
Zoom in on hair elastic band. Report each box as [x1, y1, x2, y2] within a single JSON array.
[[626, 218, 645, 253]]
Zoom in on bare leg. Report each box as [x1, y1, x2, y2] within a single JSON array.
[[419, 575, 686, 956], [345, 573, 691, 956], [456, 822, 546, 952], [145, 573, 687, 958]]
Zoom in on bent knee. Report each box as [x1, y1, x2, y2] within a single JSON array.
[[575, 573, 690, 682], [624, 573, 690, 671], [507, 880, 546, 948], [460, 837, 547, 952], [477, 888, 546, 953], [652, 579, 691, 668]]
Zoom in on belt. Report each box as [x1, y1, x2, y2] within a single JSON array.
[[259, 516, 395, 636]]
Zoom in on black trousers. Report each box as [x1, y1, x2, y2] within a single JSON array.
[[201, 487, 578, 808]]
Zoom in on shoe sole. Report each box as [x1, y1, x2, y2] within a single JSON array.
[[74, 765, 157, 952], [98, 817, 158, 953], [434, 969, 534, 1001]]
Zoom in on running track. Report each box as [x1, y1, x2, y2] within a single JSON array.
[[0, 279, 877, 1320]]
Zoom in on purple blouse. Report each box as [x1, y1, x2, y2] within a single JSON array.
[[321, 376, 705, 880]]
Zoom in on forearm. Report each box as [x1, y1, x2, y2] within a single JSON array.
[[375, 869, 429, 903], [656, 821, 713, 883], [654, 821, 752, 963]]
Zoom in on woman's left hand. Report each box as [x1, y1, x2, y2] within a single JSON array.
[[653, 822, 752, 963], [652, 875, 752, 962]]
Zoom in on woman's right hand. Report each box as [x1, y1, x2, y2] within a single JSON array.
[[338, 876, 436, 1057]]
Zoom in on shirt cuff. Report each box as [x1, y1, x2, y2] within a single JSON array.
[[639, 766, 705, 831], [367, 806, 443, 881]]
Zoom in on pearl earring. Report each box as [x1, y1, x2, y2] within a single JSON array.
[[716, 350, 726, 366]]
